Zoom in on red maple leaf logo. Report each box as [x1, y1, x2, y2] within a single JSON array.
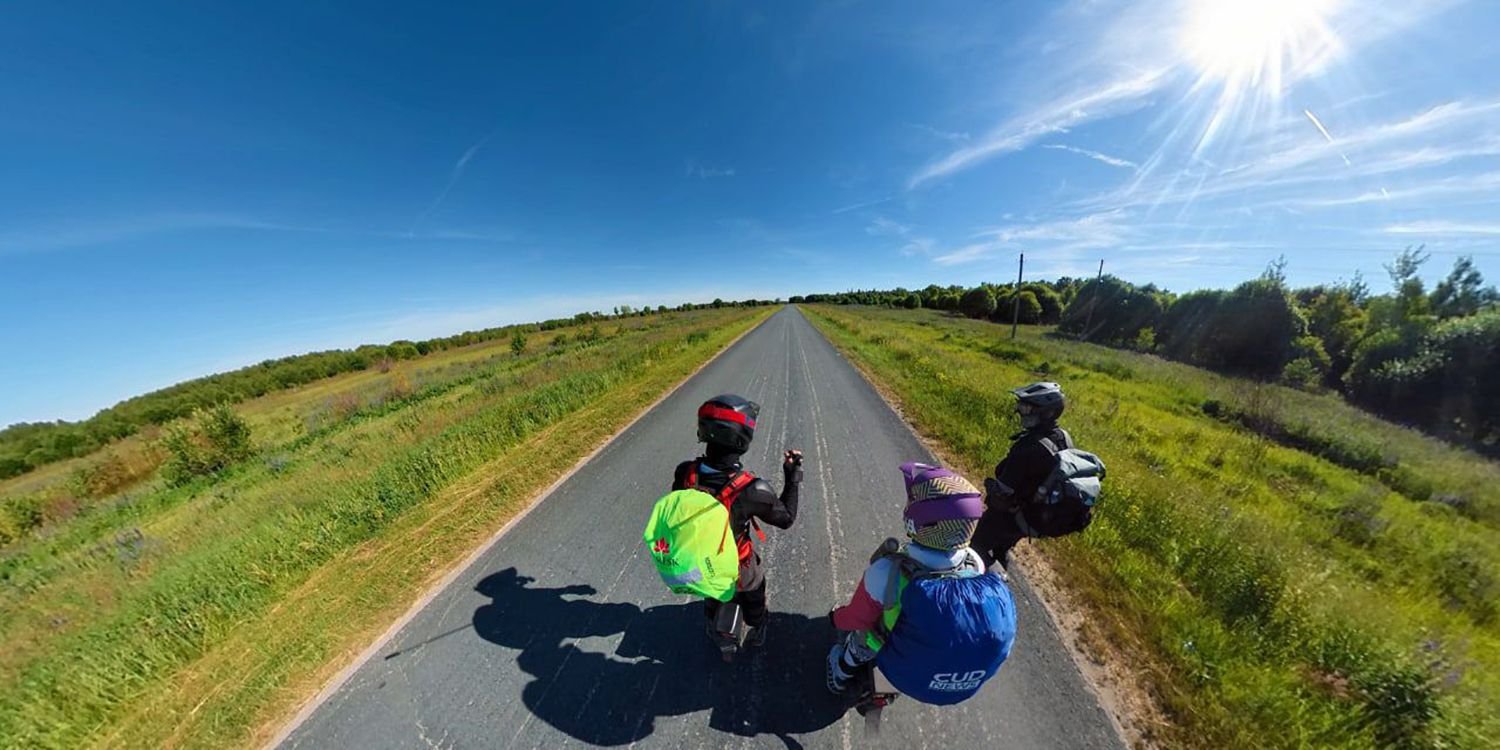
[[653, 538, 670, 555]]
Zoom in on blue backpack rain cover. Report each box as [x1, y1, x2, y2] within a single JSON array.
[[875, 571, 1016, 705]]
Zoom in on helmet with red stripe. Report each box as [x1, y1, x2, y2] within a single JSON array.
[[697, 394, 759, 453]]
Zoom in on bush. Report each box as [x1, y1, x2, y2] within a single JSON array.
[[1057, 275, 1165, 345], [959, 287, 997, 320], [160, 405, 255, 486], [1160, 279, 1309, 379], [1281, 358, 1323, 391], [510, 330, 527, 355], [1348, 310, 1500, 447], [1014, 290, 1043, 324], [1331, 490, 1388, 547], [1133, 327, 1156, 352], [1023, 283, 1065, 324], [0, 492, 47, 545], [1434, 548, 1497, 623]]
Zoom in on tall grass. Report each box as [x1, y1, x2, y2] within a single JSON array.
[[0, 307, 770, 749], [804, 305, 1498, 749]]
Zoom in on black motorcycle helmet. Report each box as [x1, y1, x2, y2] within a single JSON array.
[[697, 394, 760, 453], [1011, 381, 1065, 429]]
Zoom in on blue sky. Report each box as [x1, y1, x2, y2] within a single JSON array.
[[3, 0, 1498, 424]]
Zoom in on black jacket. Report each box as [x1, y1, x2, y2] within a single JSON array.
[[992, 423, 1071, 510], [671, 457, 800, 546]]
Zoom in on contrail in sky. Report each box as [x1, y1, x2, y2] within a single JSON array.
[[1303, 109, 1353, 167], [409, 133, 496, 236]]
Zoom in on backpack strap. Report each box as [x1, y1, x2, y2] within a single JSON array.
[[868, 545, 983, 646], [710, 469, 760, 560], [1035, 428, 1074, 455]]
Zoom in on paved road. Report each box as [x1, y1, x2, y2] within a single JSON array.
[[280, 306, 1123, 749]]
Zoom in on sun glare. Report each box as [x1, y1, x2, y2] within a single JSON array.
[[1180, 0, 1342, 94], [1174, 0, 1345, 152]]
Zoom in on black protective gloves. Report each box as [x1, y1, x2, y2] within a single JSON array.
[[783, 449, 804, 484]]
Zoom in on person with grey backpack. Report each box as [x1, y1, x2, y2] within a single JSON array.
[[971, 382, 1105, 570]]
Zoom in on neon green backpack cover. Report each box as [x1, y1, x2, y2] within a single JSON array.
[[644, 488, 738, 601]]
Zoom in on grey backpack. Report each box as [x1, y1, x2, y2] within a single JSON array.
[[1030, 431, 1106, 535]]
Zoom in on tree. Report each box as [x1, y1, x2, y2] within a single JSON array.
[[1058, 276, 1164, 345], [1431, 255, 1498, 319], [1014, 290, 1043, 324], [1158, 289, 1225, 363], [1349, 248, 1440, 401], [902, 293, 921, 309], [386, 341, 421, 360], [1022, 283, 1065, 324], [959, 287, 997, 320], [1301, 284, 1367, 387], [1349, 310, 1500, 445], [1205, 279, 1309, 378], [510, 329, 527, 355], [1383, 245, 1432, 323]]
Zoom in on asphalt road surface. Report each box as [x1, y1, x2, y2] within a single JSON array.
[[280, 306, 1124, 749]]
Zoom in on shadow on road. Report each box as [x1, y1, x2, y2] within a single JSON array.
[[472, 568, 846, 747]]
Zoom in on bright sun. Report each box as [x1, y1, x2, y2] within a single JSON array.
[[1180, 0, 1342, 95]]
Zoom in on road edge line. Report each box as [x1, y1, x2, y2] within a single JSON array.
[[263, 308, 778, 749]]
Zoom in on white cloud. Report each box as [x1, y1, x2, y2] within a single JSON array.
[[910, 123, 972, 142], [866, 216, 912, 236], [934, 210, 1130, 265], [1078, 98, 1500, 213], [0, 213, 324, 255], [908, 68, 1167, 188], [1383, 220, 1500, 236], [831, 196, 894, 214], [863, 215, 941, 256], [685, 162, 737, 179], [901, 237, 937, 256], [1297, 172, 1500, 207], [1043, 144, 1138, 169]]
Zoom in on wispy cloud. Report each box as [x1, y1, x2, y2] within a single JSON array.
[[864, 215, 937, 256], [934, 210, 1130, 265], [908, 68, 1167, 188], [1383, 220, 1500, 236], [831, 196, 894, 214], [0, 213, 324, 256], [865, 216, 912, 237], [411, 133, 495, 235], [1298, 172, 1500, 208], [909, 123, 972, 143], [1043, 144, 1138, 169], [418, 228, 517, 243], [1078, 98, 1500, 213], [685, 162, 737, 179]]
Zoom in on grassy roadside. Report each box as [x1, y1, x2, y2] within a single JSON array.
[[803, 304, 1498, 749], [0, 306, 773, 749], [0, 317, 610, 535]]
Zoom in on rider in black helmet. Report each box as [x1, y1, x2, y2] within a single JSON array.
[[671, 394, 803, 645], [971, 382, 1073, 569]]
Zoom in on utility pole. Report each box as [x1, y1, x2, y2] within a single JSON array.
[[1010, 253, 1025, 340], [1081, 258, 1104, 341]]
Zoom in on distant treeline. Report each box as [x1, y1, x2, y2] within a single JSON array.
[[0, 298, 778, 479], [793, 249, 1499, 453]]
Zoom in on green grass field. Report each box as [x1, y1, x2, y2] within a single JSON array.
[[0, 306, 771, 749], [803, 304, 1498, 750]]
